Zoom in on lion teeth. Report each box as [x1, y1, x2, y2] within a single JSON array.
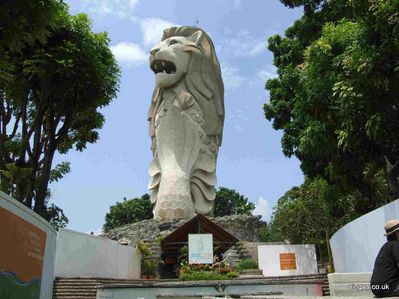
[[151, 59, 177, 75]]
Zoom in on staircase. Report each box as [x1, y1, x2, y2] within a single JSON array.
[[321, 273, 330, 296], [223, 241, 257, 267], [52, 277, 132, 299], [53, 275, 330, 298], [235, 241, 257, 260], [148, 241, 162, 260], [222, 245, 241, 267]]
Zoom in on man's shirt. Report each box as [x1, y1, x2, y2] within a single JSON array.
[[371, 240, 399, 297]]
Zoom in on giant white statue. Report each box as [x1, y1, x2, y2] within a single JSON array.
[[147, 26, 224, 221]]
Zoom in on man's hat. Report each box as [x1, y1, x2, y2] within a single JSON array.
[[384, 220, 399, 236]]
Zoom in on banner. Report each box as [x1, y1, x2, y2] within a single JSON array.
[[188, 234, 213, 264]]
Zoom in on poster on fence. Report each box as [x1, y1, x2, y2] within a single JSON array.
[[188, 234, 213, 264]]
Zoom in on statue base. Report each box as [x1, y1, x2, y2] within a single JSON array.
[[102, 214, 265, 244]]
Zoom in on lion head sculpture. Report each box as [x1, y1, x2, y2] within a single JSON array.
[[147, 26, 225, 221]]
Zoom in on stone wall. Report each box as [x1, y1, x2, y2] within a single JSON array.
[[102, 214, 264, 244]]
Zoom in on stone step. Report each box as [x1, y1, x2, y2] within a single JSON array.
[[240, 269, 263, 275], [53, 291, 95, 296], [53, 281, 99, 286], [54, 285, 96, 288], [53, 295, 95, 298], [239, 269, 263, 279], [238, 275, 264, 279], [52, 277, 135, 299], [53, 296, 95, 299], [223, 252, 237, 258], [53, 287, 96, 291], [54, 278, 131, 282]]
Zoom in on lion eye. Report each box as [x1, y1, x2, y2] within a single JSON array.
[[169, 39, 178, 45]]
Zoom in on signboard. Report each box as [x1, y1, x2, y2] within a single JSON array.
[[280, 252, 297, 270], [188, 234, 213, 264], [0, 207, 47, 299]]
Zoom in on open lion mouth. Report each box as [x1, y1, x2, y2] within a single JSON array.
[[150, 59, 177, 74]]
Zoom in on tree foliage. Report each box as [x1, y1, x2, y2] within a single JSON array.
[[214, 187, 255, 217], [0, 1, 120, 227], [103, 187, 256, 232], [0, 0, 62, 54], [270, 178, 346, 243], [259, 222, 283, 243], [103, 194, 154, 232], [264, 0, 399, 211]]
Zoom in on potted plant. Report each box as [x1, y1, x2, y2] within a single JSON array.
[[142, 259, 157, 279], [137, 242, 158, 279]]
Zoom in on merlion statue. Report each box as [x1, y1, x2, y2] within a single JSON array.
[[147, 26, 224, 221]]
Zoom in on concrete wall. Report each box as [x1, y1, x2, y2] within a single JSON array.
[[0, 191, 57, 299], [257, 244, 318, 277], [97, 280, 323, 299], [328, 272, 373, 297], [55, 229, 141, 279], [330, 198, 399, 273]]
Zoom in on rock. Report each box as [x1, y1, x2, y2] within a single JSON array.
[[118, 238, 130, 245], [101, 214, 265, 244], [212, 215, 264, 242]]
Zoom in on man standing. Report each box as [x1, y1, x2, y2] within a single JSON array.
[[371, 220, 399, 297]]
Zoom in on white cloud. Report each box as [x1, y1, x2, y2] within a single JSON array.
[[253, 197, 271, 221], [109, 17, 179, 68], [221, 30, 267, 57], [111, 42, 147, 67], [221, 65, 244, 90], [82, 0, 140, 18], [248, 65, 277, 89], [257, 65, 277, 81], [248, 41, 267, 56], [219, 0, 242, 10], [140, 18, 179, 48]]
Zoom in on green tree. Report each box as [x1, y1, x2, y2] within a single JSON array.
[[270, 178, 351, 244], [268, 178, 350, 268], [264, 0, 399, 210], [0, 0, 63, 53], [259, 222, 283, 243], [103, 188, 255, 232], [214, 187, 255, 217], [0, 2, 120, 227], [103, 194, 154, 232]]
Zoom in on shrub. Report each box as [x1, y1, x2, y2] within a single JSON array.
[[137, 242, 151, 257], [142, 259, 157, 275], [178, 245, 188, 264], [177, 257, 239, 281], [236, 259, 258, 271]]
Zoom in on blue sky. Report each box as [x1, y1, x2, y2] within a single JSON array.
[[52, 0, 304, 234]]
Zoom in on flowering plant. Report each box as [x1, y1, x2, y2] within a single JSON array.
[[178, 255, 238, 280]]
